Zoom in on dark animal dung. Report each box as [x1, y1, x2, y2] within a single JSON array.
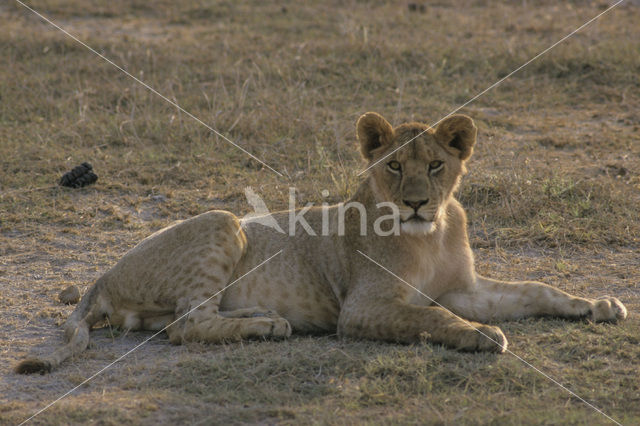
[[59, 162, 98, 188]]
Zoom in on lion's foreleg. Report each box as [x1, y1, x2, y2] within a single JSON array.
[[437, 276, 627, 323], [338, 300, 507, 353]]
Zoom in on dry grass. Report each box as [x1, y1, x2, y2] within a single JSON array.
[[1, 0, 639, 424]]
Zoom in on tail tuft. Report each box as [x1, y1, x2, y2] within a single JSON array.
[[15, 280, 106, 374], [15, 358, 52, 375]]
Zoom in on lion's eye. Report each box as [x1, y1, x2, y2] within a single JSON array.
[[429, 160, 444, 173], [387, 161, 401, 172]]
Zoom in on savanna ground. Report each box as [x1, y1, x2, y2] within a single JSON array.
[[1, 0, 639, 424]]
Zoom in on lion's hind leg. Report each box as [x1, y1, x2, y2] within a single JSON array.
[[219, 306, 281, 319], [166, 299, 291, 344]]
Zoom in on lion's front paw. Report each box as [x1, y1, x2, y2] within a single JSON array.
[[591, 297, 627, 323], [475, 325, 508, 353], [454, 324, 508, 353]]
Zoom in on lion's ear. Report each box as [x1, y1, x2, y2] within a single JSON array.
[[356, 112, 394, 161], [435, 114, 477, 161]]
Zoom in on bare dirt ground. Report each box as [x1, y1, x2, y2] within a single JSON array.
[[1, 1, 639, 424]]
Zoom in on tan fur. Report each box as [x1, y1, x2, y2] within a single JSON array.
[[15, 112, 627, 374]]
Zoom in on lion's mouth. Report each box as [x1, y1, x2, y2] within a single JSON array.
[[400, 214, 436, 235], [401, 214, 428, 223]]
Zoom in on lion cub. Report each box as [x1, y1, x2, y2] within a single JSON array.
[[16, 112, 627, 374]]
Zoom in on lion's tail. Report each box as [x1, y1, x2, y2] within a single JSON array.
[[15, 279, 110, 374]]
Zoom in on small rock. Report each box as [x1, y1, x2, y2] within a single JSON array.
[[59, 285, 81, 305]]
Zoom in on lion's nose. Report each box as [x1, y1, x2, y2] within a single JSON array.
[[403, 199, 428, 211]]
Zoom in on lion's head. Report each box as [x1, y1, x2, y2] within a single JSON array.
[[356, 112, 477, 235]]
